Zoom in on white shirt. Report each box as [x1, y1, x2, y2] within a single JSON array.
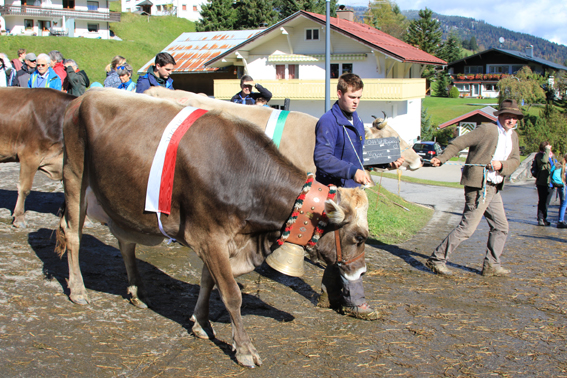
[[487, 120, 514, 184]]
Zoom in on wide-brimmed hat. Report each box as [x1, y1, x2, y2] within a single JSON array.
[[494, 99, 524, 119]]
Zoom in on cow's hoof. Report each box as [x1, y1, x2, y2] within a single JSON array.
[[12, 218, 27, 228], [190, 315, 216, 339], [130, 297, 148, 309], [236, 347, 262, 368], [70, 295, 89, 305]]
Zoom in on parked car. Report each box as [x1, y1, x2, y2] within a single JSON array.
[[412, 141, 444, 165]]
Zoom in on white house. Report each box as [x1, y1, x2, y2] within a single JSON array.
[[139, 10, 446, 143], [0, 0, 120, 38], [121, 0, 202, 22]]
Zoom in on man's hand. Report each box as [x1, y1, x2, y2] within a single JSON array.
[[388, 157, 405, 169], [430, 157, 441, 167], [354, 169, 372, 186], [490, 160, 503, 171]]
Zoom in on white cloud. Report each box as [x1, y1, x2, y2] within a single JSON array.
[[342, 0, 567, 46]]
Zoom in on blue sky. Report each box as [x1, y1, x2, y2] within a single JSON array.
[[342, 0, 567, 46]]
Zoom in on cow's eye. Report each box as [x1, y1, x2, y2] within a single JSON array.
[[354, 234, 366, 246]]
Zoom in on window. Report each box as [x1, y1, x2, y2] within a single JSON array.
[[455, 83, 470, 92], [38, 20, 51, 31], [276, 64, 299, 79], [342, 63, 353, 75], [276, 65, 285, 80], [87, 1, 98, 10], [24, 19, 34, 30], [464, 66, 483, 74], [156, 5, 161, 10], [288, 65, 297, 79], [87, 23, 99, 32], [182, 4, 186, 10], [305, 28, 319, 41], [193, 5, 197, 11], [330, 63, 339, 78], [330, 63, 353, 78], [484, 84, 496, 91]]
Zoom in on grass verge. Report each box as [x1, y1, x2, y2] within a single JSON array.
[[371, 172, 464, 189], [365, 184, 433, 245]]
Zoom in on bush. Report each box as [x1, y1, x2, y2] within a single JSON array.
[[448, 86, 460, 98]]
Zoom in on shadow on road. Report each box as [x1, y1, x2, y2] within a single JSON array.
[[0, 189, 64, 216]]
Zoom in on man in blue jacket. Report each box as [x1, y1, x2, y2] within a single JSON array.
[[136, 52, 175, 93], [28, 53, 62, 90], [314, 73, 403, 320]]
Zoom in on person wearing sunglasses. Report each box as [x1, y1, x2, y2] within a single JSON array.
[[104, 55, 126, 89], [230, 75, 272, 105], [27, 53, 62, 90], [12, 53, 37, 87], [116, 63, 136, 92]]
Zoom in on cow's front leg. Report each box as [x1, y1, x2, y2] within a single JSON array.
[[118, 240, 148, 309], [13, 158, 40, 228], [191, 265, 216, 339], [202, 244, 262, 368]]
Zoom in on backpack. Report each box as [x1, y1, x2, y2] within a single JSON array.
[[550, 164, 564, 187], [530, 154, 541, 178]]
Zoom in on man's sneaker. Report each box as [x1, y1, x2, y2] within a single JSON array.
[[340, 302, 380, 321], [557, 221, 567, 229], [538, 219, 551, 226], [425, 259, 453, 276], [481, 263, 511, 277]]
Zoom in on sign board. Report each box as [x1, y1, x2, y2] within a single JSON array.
[[362, 137, 401, 167]]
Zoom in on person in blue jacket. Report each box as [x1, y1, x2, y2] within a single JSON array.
[[28, 53, 62, 90], [314, 73, 403, 320], [136, 52, 175, 94]]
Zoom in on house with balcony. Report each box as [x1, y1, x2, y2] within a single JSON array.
[[0, 0, 120, 38], [448, 47, 567, 98], [139, 9, 445, 143], [121, 0, 202, 21]]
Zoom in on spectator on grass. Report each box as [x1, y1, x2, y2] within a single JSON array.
[[0, 53, 16, 87], [49, 50, 67, 90], [13, 53, 36, 87], [230, 75, 272, 105], [65, 59, 90, 96], [117, 63, 136, 91], [104, 55, 127, 88], [136, 52, 175, 93], [11, 48, 26, 71], [28, 53, 62, 90]]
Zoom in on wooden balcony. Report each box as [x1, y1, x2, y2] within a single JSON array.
[[213, 78, 426, 101], [0, 5, 121, 21]]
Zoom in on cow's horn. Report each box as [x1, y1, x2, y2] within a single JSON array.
[[382, 111, 387, 121], [371, 115, 377, 119], [266, 242, 305, 277]]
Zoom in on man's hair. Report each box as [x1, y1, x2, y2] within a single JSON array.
[[337, 73, 363, 94], [155, 52, 175, 67], [117, 63, 133, 76], [36, 53, 51, 65], [18, 48, 26, 56], [539, 141, 550, 152], [66, 59, 78, 69], [240, 74, 254, 86], [48, 50, 64, 63], [256, 96, 267, 104]]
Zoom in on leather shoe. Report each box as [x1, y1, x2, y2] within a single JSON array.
[[557, 221, 567, 229], [538, 219, 551, 226], [482, 263, 510, 277], [425, 259, 453, 276], [340, 302, 380, 321]]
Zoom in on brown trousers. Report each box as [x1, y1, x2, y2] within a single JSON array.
[[431, 185, 509, 267]]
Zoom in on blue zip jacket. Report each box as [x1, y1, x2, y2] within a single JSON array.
[[314, 101, 365, 188], [136, 67, 173, 94], [28, 67, 62, 90]]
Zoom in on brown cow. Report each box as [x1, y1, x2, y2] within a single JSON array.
[[0, 88, 76, 227], [55, 89, 369, 367], [145, 87, 423, 172]]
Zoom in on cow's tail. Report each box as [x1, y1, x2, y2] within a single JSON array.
[[54, 201, 67, 258]]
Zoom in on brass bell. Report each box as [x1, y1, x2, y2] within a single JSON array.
[[266, 242, 305, 277]]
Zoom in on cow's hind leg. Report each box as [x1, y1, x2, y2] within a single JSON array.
[[12, 157, 41, 228], [118, 240, 149, 309], [201, 241, 262, 368], [191, 265, 216, 339]]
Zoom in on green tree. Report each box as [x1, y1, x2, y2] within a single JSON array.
[[469, 36, 478, 52], [363, 0, 408, 40], [235, 0, 278, 29], [405, 8, 442, 55], [437, 32, 461, 63], [520, 106, 567, 155], [196, 0, 237, 31], [431, 71, 451, 97], [497, 66, 546, 110], [433, 125, 457, 146], [274, 0, 336, 21], [448, 85, 460, 98], [421, 105, 435, 141]]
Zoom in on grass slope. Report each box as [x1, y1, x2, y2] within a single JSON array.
[[0, 13, 194, 84]]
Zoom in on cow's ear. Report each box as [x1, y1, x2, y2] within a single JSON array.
[[325, 199, 345, 224]]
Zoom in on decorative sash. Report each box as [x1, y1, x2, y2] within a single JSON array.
[[264, 109, 289, 148], [145, 106, 207, 240]]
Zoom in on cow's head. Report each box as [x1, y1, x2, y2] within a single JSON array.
[[309, 187, 369, 280], [365, 113, 423, 171]]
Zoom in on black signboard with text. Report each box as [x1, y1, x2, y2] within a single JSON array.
[[363, 137, 401, 167]]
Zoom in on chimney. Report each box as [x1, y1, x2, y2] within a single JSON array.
[[526, 45, 534, 58], [336, 7, 354, 22]]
